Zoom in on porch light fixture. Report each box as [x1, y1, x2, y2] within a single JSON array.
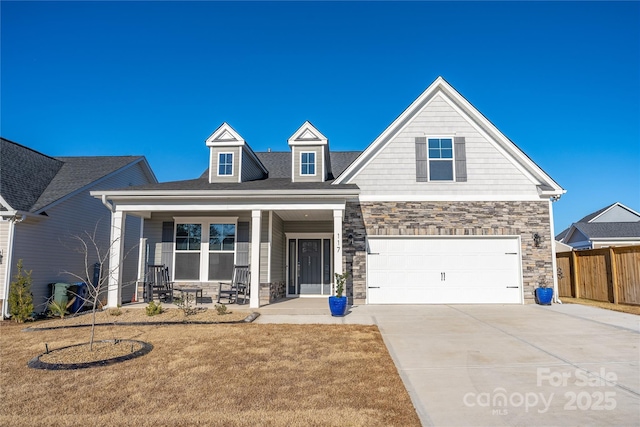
[[348, 233, 354, 246], [533, 233, 542, 248]]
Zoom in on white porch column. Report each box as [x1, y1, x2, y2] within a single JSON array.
[[250, 210, 261, 308], [107, 210, 125, 308], [548, 199, 560, 303], [136, 215, 146, 303], [333, 209, 344, 288]]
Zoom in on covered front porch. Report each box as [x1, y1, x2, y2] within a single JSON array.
[[101, 194, 355, 309]]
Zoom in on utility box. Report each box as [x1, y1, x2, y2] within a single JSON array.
[[53, 282, 72, 307]]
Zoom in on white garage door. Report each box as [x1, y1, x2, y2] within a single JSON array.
[[367, 237, 522, 304]]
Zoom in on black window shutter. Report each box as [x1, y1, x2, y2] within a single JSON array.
[[454, 137, 467, 182], [161, 221, 175, 269], [162, 222, 174, 242], [236, 222, 250, 266], [415, 137, 427, 182]]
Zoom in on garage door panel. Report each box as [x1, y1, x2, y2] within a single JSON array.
[[367, 237, 522, 304], [369, 285, 521, 304]]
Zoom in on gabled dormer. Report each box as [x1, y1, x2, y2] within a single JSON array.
[[287, 121, 331, 182], [206, 123, 268, 183]]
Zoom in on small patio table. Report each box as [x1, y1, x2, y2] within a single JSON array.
[[174, 287, 203, 305]]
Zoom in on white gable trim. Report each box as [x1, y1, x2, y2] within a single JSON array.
[[334, 77, 564, 197], [437, 94, 540, 186], [288, 121, 328, 146], [0, 195, 13, 212], [206, 122, 245, 147], [589, 202, 640, 223]]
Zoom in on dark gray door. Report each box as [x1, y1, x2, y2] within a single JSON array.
[[298, 239, 322, 295]]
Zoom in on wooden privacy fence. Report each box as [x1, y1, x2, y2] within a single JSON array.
[[556, 245, 640, 305]]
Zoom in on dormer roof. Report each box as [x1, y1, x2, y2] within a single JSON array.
[[206, 122, 246, 147], [288, 121, 328, 146]]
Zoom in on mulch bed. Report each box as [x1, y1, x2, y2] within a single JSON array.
[[28, 339, 153, 370]]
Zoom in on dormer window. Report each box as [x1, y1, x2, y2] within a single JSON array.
[[301, 152, 316, 176], [218, 153, 233, 176]]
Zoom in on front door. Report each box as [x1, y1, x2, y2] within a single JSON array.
[[287, 237, 332, 296], [299, 239, 322, 294]]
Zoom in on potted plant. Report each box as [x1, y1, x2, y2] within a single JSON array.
[[329, 272, 349, 316], [535, 278, 553, 305]]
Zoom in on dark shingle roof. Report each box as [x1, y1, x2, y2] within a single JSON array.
[[256, 152, 291, 178], [1, 138, 144, 213], [1, 138, 63, 211], [573, 222, 640, 240], [199, 150, 362, 182], [556, 203, 640, 241], [329, 151, 362, 178], [576, 203, 617, 223], [555, 227, 570, 241], [118, 177, 359, 192], [31, 156, 143, 211]]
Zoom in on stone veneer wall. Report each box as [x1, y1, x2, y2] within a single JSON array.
[[137, 280, 286, 307], [260, 281, 286, 306], [343, 201, 554, 304]]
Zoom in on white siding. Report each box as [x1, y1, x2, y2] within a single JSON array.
[[9, 162, 152, 312], [209, 147, 240, 183], [241, 150, 265, 182], [352, 94, 538, 197]]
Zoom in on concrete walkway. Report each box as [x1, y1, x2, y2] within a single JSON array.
[[255, 301, 640, 426]]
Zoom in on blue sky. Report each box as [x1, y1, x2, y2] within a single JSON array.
[[2, 1, 639, 232]]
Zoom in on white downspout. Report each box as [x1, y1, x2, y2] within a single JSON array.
[[2, 218, 17, 318], [549, 198, 562, 304], [101, 194, 114, 212]]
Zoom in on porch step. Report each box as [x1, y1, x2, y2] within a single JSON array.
[[257, 298, 331, 316]]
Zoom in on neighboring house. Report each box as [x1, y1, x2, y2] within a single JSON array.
[[554, 240, 574, 253], [0, 138, 157, 317], [556, 202, 640, 250], [93, 77, 565, 308]]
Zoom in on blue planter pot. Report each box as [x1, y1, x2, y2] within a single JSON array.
[[535, 287, 553, 305], [328, 296, 348, 316]]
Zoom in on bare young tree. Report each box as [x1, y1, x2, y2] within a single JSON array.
[[61, 221, 138, 350]]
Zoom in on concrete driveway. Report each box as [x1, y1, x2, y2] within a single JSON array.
[[256, 301, 640, 426]]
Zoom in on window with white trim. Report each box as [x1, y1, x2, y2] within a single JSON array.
[[300, 152, 316, 176], [208, 223, 235, 280], [218, 153, 233, 176], [175, 224, 202, 280], [174, 219, 236, 281], [427, 138, 454, 181]]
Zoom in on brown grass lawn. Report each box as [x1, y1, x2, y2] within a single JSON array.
[[0, 321, 420, 427], [561, 297, 640, 315]]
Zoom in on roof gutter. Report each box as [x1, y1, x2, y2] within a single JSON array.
[[537, 187, 566, 201], [101, 194, 115, 212], [0, 210, 29, 222], [92, 188, 360, 200]]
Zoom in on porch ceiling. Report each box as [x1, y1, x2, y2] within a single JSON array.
[[275, 210, 333, 221]]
